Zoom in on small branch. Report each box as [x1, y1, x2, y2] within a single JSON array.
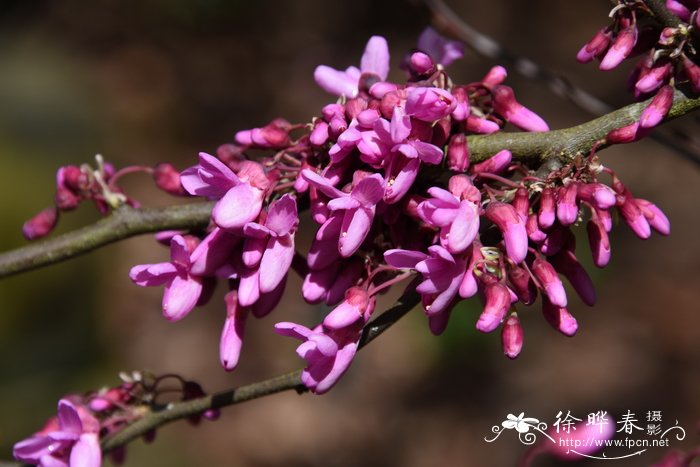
[[423, 0, 700, 166], [468, 90, 700, 164], [0, 202, 214, 279], [642, 0, 683, 28], [100, 286, 421, 453]]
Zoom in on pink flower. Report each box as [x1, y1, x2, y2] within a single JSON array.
[[417, 186, 479, 254], [501, 313, 524, 359], [314, 36, 390, 97], [130, 235, 204, 321], [302, 169, 384, 257], [492, 85, 549, 132], [485, 201, 528, 264], [385, 245, 466, 316], [405, 87, 456, 122], [240, 194, 298, 298], [219, 290, 248, 371], [476, 281, 511, 332], [275, 291, 373, 395], [180, 152, 265, 231], [14, 399, 101, 467]]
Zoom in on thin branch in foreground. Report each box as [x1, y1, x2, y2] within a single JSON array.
[[100, 286, 421, 453], [0, 202, 214, 279]]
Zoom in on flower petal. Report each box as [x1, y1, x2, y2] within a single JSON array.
[[339, 207, 373, 257], [70, 433, 101, 467], [162, 274, 203, 321], [129, 263, 177, 287], [314, 65, 359, 97], [360, 36, 390, 80], [259, 236, 294, 294], [264, 194, 298, 236], [212, 183, 264, 231]]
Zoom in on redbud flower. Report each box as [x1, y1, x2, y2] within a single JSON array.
[[220, 290, 248, 371], [600, 25, 637, 70], [501, 313, 524, 359], [538, 187, 556, 229], [129, 235, 204, 321], [485, 201, 528, 264], [492, 85, 549, 132], [417, 186, 479, 254], [542, 298, 578, 336], [476, 281, 511, 332], [639, 85, 674, 129], [14, 399, 101, 467], [471, 149, 512, 176], [314, 36, 390, 97], [153, 162, 186, 196], [447, 133, 470, 172], [405, 87, 456, 122], [532, 257, 568, 308], [22, 207, 58, 240]]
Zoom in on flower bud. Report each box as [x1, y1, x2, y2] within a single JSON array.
[[600, 25, 637, 70], [550, 249, 596, 306], [508, 264, 537, 305], [485, 201, 528, 264], [465, 115, 500, 133], [22, 207, 58, 240], [556, 183, 579, 226], [472, 149, 512, 176], [639, 85, 674, 129], [577, 182, 616, 210], [447, 133, 470, 172], [635, 61, 672, 94], [532, 257, 567, 307], [526, 214, 547, 242], [538, 187, 556, 229], [481, 65, 507, 88], [55, 186, 80, 211], [310, 121, 330, 146], [542, 298, 578, 336], [405, 87, 456, 122], [409, 51, 435, 75], [220, 290, 248, 371], [476, 282, 510, 332], [587, 218, 611, 268], [512, 188, 529, 222], [492, 85, 549, 132], [501, 313, 524, 359], [323, 287, 372, 330], [635, 198, 670, 236], [154, 163, 186, 196], [576, 28, 612, 63]]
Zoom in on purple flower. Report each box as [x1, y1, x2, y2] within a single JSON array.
[[416, 27, 464, 66], [314, 36, 390, 97], [275, 290, 373, 395], [484, 201, 528, 264], [476, 281, 511, 333], [492, 86, 549, 132], [405, 87, 456, 122], [180, 152, 265, 231], [302, 169, 384, 257], [219, 290, 249, 371], [14, 399, 101, 467], [385, 245, 466, 316], [374, 106, 444, 203], [417, 186, 479, 254], [237, 194, 298, 305], [130, 235, 204, 321], [501, 313, 523, 359]]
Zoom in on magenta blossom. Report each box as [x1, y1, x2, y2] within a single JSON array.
[[130, 235, 204, 321], [302, 169, 384, 257], [180, 152, 265, 231], [385, 245, 466, 317], [14, 399, 101, 467], [239, 194, 298, 303], [417, 186, 479, 254], [314, 35, 390, 98], [275, 289, 373, 394]]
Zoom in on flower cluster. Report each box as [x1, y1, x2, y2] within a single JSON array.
[[13, 372, 217, 467], [578, 0, 700, 141], [121, 26, 672, 401]]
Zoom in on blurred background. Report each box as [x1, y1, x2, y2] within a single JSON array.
[[0, 0, 698, 465]]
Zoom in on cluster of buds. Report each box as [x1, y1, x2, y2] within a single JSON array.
[[119, 26, 673, 401], [22, 156, 187, 241], [578, 0, 700, 141], [13, 372, 217, 467]]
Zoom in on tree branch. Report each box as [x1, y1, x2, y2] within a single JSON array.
[[0, 92, 698, 279], [468, 89, 700, 164], [100, 286, 421, 453], [0, 202, 214, 279], [642, 0, 683, 28]]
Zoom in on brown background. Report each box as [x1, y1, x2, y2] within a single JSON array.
[[0, 1, 698, 465]]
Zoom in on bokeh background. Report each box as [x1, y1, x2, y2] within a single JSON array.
[[0, 0, 698, 466]]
